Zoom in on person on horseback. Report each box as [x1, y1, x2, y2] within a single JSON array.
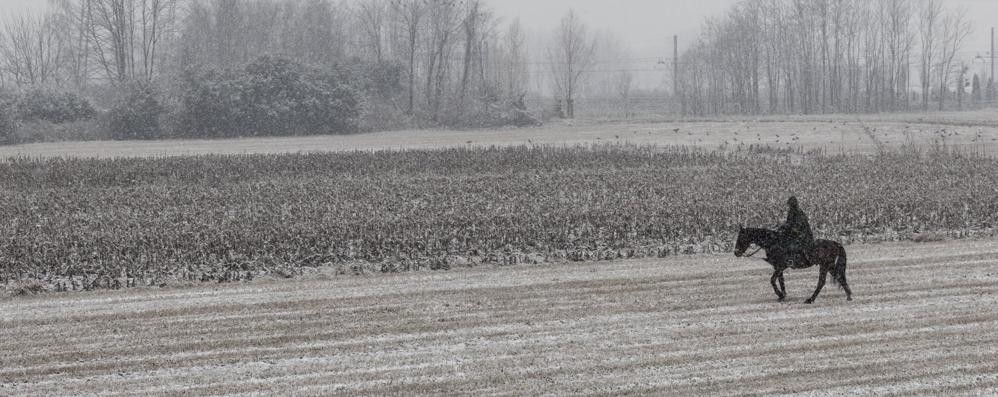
[[777, 196, 814, 267]]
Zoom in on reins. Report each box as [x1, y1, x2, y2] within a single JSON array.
[[743, 246, 764, 258]]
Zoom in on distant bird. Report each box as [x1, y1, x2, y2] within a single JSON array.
[[673, 128, 680, 133], [467, 140, 473, 144]]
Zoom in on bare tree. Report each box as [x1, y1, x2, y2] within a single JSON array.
[[937, 8, 972, 111], [678, 0, 959, 116], [587, 31, 633, 117], [49, 0, 94, 89], [918, 0, 941, 111], [356, 0, 388, 61], [0, 13, 65, 87], [390, 0, 425, 115], [87, 0, 133, 82], [614, 70, 633, 118], [547, 9, 595, 119], [422, 0, 460, 118], [497, 18, 528, 98], [277, 0, 345, 65], [458, 0, 484, 107], [86, 0, 177, 82]]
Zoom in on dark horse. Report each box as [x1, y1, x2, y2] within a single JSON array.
[[734, 227, 853, 303]]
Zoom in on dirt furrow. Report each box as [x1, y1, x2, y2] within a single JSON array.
[[1, 240, 996, 395]]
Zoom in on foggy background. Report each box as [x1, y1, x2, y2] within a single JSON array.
[[0, 0, 996, 134], [2, 0, 993, 93]]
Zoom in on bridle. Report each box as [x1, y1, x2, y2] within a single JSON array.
[[742, 245, 764, 258], [736, 228, 771, 259]]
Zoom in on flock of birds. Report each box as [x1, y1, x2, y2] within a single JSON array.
[[620, 122, 998, 148], [464, 121, 998, 148]]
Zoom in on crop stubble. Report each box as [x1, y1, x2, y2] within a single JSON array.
[[0, 239, 996, 395], [3, 144, 998, 291]]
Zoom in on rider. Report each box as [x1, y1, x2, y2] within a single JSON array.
[[778, 196, 814, 267]]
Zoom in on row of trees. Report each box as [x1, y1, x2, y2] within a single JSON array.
[[0, 0, 539, 132], [0, 0, 180, 88], [679, 0, 986, 116]]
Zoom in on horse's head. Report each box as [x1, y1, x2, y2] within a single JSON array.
[[734, 227, 778, 258], [734, 226, 751, 257]]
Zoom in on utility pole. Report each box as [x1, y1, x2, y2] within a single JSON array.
[[991, 27, 995, 101], [674, 35, 683, 115]]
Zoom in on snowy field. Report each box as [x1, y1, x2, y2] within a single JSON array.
[[1, 239, 996, 395], [2, 112, 997, 395], [2, 109, 998, 159]]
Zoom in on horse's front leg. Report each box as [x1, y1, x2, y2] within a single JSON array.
[[771, 270, 786, 302], [805, 269, 828, 304], [778, 273, 786, 297]]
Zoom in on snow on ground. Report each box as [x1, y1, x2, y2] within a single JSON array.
[[1, 239, 996, 395]]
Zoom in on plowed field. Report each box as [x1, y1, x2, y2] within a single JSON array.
[[2, 238, 996, 396]]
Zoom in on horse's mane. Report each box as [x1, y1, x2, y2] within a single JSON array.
[[744, 227, 779, 238], [742, 227, 780, 247]]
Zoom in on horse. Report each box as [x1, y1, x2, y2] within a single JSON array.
[[733, 227, 853, 304]]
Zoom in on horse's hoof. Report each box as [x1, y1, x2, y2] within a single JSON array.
[[804, 299, 814, 304], [847, 296, 853, 301], [777, 297, 786, 302]]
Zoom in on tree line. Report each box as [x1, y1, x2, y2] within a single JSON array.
[[679, 0, 988, 116], [0, 0, 539, 138]]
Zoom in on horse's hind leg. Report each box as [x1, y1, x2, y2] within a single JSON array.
[[778, 273, 786, 298], [771, 271, 786, 302], [805, 269, 828, 304]]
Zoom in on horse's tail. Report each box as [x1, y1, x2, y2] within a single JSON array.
[[832, 243, 848, 287]]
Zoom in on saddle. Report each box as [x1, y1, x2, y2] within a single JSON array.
[[769, 238, 812, 269]]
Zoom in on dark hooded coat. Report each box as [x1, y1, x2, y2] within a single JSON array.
[[781, 196, 814, 246]]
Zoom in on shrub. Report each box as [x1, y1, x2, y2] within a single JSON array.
[[0, 101, 16, 144], [12, 88, 96, 123], [178, 56, 360, 138], [441, 94, 540, 129], [11, 120, 109, 143], [343, 60, 412, 131], [108, 81, 166, 140]]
